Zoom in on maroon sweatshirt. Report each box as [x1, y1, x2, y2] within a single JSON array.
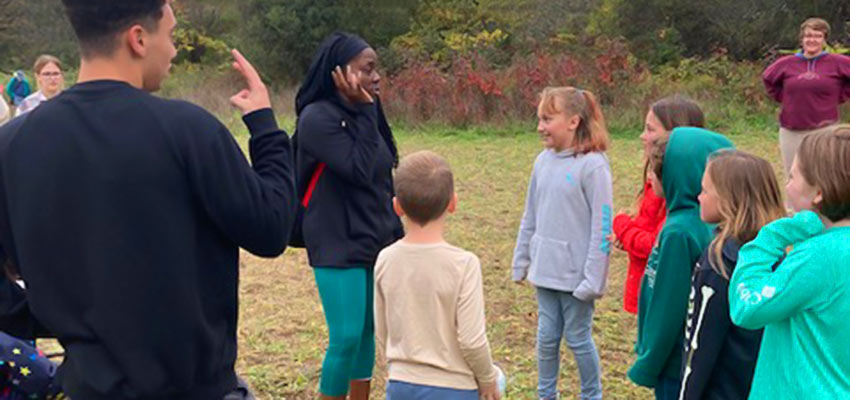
[[763, 52, 850, 130]]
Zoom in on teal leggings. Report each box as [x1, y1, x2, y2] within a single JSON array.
[[314, 267, 375, 396]]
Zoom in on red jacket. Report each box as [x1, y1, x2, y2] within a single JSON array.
[[613, 181, 666, 314]]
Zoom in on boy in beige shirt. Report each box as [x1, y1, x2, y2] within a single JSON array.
[[375, 151, 501, 400]]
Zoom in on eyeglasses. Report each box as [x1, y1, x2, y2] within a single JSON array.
[[39, 72, 63, 78], [803, 34, 825, 39]]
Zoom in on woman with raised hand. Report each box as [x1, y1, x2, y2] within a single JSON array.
[[294, 32, 402, 400]]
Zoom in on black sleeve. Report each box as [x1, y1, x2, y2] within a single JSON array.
[[183, 108, 297, 257], [681, 269, 731, 399], [298, 103, 381, 187], [0, 119, 46, 339], [0, 256, 49, 339]]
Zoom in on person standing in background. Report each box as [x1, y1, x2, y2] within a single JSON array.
[[5, 71, 31, 108], [16, 55, 66, 117], [762, 17, 850, 179]]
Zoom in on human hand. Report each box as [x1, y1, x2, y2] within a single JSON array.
[[229, 49, 272, 115], [479, 380, 501, 400], [332, 65, 373, 105], [608, 234, 624, 251]]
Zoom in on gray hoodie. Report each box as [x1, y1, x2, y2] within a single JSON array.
[[512, 148, 613, 301]]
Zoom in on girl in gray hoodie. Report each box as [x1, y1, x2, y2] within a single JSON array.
[[512, 87, 613, 400]]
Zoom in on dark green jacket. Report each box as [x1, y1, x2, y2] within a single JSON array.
[[628, 127, 734, 388]]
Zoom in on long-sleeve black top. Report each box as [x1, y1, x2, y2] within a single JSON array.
[[296, 99, 402, 268], [0, 80, 297, 399], [680, 239, 763, 400]]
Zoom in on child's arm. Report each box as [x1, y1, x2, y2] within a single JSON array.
[[762, 59, 786, 103], [729, 211, 827, 330], [628, 232, 698, 388], [512, 166, 538, 281], [573, 164, 614, 301], [458, 255, 498, 386], [612, 214, 657, 260], [373, 258, 388, 366]]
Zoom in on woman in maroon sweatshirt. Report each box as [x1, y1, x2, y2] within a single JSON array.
[[763, 17, 850, 178], [613, 95, 705, 314]]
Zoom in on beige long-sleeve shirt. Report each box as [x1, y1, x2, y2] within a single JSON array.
[[0, 99, 9, 126], [375, 240, 497, 390]]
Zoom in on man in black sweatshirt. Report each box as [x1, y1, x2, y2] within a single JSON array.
[[0, 1, 297, 399]]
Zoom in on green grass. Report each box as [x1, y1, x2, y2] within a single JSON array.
[[231, 119, 787, 399]]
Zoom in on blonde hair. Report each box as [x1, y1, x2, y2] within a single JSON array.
[[799, 18, 830, 41], [538, 87, 609, 154], [796, 125, 850, 222], [706, 150, 785, 279], [33, 54, 62, 75]]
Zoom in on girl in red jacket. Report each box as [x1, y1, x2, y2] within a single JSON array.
[[613, 96, 706, 314]]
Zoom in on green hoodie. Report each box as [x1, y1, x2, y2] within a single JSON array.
[[628, 127, 734, 388]]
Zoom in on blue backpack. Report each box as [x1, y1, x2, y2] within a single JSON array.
[[7, 76, 31, 106]]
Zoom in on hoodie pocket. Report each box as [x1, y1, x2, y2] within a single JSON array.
[[530, 234, 579, 281]]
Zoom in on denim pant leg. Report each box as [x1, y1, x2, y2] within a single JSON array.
[[560, 293, 602, 400], [536, 287, 564, 400], [386, 381, 478, 400]]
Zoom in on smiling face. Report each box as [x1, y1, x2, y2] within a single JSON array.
[[536, 93, 582, 152], [801, 27, 826, 57], [537, 109, 580, 152], [347, 47, 380, 97]]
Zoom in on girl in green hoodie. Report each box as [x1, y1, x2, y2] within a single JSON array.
[[627, 128, 733, 400], [729, 125, 850, 399]]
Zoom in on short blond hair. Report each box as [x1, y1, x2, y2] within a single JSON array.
[[394, 151, 455, 226], [797, 125, 850, 222], [799, 18, 830, 41], [33, 54, 62, 75]]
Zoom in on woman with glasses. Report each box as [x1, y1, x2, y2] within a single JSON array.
[[762, 18, 850, 180], [16, 55, 65, 116]]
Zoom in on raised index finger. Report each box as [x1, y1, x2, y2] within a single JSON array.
[[231, 49, 261, 89]]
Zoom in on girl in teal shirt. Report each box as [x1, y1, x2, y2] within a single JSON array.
[[730, 125, 850, 399]]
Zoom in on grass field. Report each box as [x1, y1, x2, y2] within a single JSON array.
[[228, 119, 784, 399]]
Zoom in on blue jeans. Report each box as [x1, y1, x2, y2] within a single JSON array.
[[386, 381, 478, 400], [536, 287, 602, 400], [653, 376, 680, 400]]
